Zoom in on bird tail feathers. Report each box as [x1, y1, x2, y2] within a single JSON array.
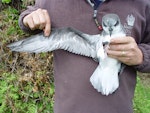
[[90, 65, 119, 96]]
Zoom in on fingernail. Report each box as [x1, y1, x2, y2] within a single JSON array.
[[44, 31, 50, 37], [45, 33, 49, 37]]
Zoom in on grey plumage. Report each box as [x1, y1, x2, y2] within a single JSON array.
[[7, 13, 125, 96], [8, 27, 100, 59]]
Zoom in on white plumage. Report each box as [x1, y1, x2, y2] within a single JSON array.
[[90, 14, 126, 95], [8, 14, 125, 96]]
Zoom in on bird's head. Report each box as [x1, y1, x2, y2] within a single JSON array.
[[102, 14, 122, 36]]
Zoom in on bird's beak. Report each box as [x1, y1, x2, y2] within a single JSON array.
[[109, 27, 113, 37]]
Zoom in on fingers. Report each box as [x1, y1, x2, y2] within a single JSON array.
[[106, 36, 143, 65], [43, 10, 51, 36], [33, 9, 46, 30], [107, 48, 135, 61], [107, 52, 133, 65], [110, 36, 135, 44], [107, 47, 137, 66], [109, 42, 137, 52], [23, 9, 51, 36], [108, 36, 136, 51], [23, 14, 35, 30]]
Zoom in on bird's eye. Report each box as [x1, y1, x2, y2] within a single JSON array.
[[114, 21, 119, 26], [103, 22, 107, 27]]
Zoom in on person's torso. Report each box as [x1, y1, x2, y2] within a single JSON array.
[[37, 0, 148, 113]]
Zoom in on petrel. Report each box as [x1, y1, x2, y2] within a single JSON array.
[[7, 14, 126, 95]]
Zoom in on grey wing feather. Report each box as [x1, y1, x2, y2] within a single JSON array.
[[8, 33, 51, 53], [8, 28, 97, 59], [68, 27, 100, 44]]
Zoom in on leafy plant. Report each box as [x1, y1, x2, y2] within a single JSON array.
[[2, 0, 12, 4]]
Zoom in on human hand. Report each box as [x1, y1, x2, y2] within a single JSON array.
[[23, 8, 51, 36], [106, 36, 143, 66]]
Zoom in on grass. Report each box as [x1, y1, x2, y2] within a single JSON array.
[[0, 6, 150, 113], [0, 72, 54, 113], [133, 77, 150, 113]]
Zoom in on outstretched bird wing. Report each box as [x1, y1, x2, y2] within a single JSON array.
[[8, 27, 99, 59]]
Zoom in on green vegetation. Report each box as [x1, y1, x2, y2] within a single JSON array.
[[0, 6, 54, 113], [2, 0, 12, 4], [0, 3, 150, 113], [0, 72, 54, 113], [134, 77, 150, 113]]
